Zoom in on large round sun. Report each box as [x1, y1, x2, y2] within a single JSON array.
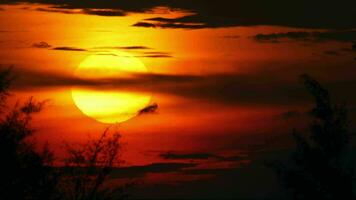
[[71, 51, 151, 124]]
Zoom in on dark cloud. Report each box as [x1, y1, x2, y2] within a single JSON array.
[[35, 44, 158, 52], [94, 48, 172, 58], [138, 52, 172, 58], [119, 46, 151, 50], [36, 7, 80, 14], [133, 15, 238, 29], [131, 1, 356, 29], [109, 162, 196, 179], [82, 8, 125, 16], [159, 152, 247, 162], [32, 41, 51, 48], [9, 67, 356, 106], [93, 46, 151, 50], [129, 160, 282, 199], [2, 0, 356, 29], [132, 22, 156, 28], [49, 45, 172, 58], [160, 152, 215, 160], [94, 53, 118, 57], [36, 7, 125, 16], [138, 103, 158, 115], [8, 67, 199, 91], [254, 32, 310, 43], [139, 54, 171, 58], [52, 46, 87, 51], [253, 30, 356, 43], [91, 47, 172, 58]]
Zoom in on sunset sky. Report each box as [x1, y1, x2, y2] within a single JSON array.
[[1, 1, 356, 199]]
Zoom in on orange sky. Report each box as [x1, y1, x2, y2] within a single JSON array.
[[0, 1, 355, 175]]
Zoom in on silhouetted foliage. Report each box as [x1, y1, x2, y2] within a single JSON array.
[[0, 67, 13, 108], [60, 128, 127, 200], [270, 74, 355, 199], [0, 68, 126, 200], [0, 92, 60, 199]]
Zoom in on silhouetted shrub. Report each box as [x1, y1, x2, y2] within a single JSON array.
[[270, 74, 355, 199], [0, 68, 126, 200], [59, 128, 126, 200], [0, 96, 60, 200]]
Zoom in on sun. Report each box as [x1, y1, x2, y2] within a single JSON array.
[[71, 51, 151, 124]]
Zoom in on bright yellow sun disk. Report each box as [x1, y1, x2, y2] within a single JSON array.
[[71, 51, 151, 124]]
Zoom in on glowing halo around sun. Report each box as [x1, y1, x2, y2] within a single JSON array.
[[71, 51, 151, 124]]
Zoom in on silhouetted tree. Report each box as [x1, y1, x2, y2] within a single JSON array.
[[59, 128, 127, 200], [0, 91, 60, 199], [270, 74, 355, 199], [0, 68, 126, 200]]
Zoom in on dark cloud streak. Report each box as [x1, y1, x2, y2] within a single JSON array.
[[52, 46, 87, 51], [82, 8, 125, 16], [30, 43, 172, 57], [36, 7, 126, 16], [93, 46, 151, 50], [32, 41, 51, 48], [160, 152, 215, 160], [109, 162, 196, 179], [138, 103, 158, 115], [159, 152, 247, 162], [8, 67, 356, 106], [253, 30, 356, 43]]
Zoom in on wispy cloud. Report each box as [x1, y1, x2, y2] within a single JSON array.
[[92, 46, 151, 50], [253, 30, 356, 43], [36, 7, 126, 16], [32, 41, 51, 48], [82, 8, 125, 16], [159, 152, 247, 162], [109, 162, 196, 179], [138, 103, 158, 115], [52, 46, 87, 51], [160, 152, 215, 160], [30, 42, 173, 57]]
